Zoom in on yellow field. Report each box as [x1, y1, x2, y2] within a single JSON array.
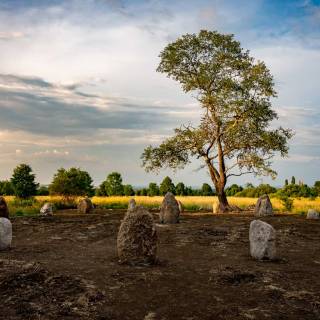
[[4, 195, 320, 214]]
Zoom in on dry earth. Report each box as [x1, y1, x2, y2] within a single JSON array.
[[0, 210, 320, 320]]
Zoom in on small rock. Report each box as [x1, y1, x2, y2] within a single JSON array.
[[117, 206, 157, 265], [177, 200, 184, 214], [0, 197, 9, 218], [128, 198, 136, 211], [77, 198, 93, 214], [159, 192, 180, 224], [255, 194, 273, 216], [40, 203, 54, 216], [0, 217, 12, 250], [249, 219, 276, 260], [306, 209, 319, 220]]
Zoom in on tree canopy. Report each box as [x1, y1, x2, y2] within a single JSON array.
[[141, 30, 292, 212], [11, 164, 38, 198]]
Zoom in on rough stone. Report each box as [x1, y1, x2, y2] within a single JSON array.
[[306, 209, 319, 220], [128, 198, 136, 211], [0, 217, 12, 250], [249, 219, 276, 260], [177, 200, 184, 214], [0, 196, 9, 218], [77, 198, 93, 214], [255, 194, 273, 216], [117, 206, 157, 265], [159, 192, 180, 224], [40, 203, 54, 216]]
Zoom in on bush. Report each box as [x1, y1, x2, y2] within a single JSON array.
[[279, 195, 294, 212]]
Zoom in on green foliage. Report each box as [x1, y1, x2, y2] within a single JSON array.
[[49, 167, 94, 197], [225, 184, 243, 196], [37, 185, 49, 196], [123, 184, 135, 196], [11, 164, 38, 199], [175, 182, 186, 196], [100, 172, 124, 196], [141, 30, 292, 207], [235, 184, 276, 197], [285, 179, 288, 186], [148, 183, 160, 196], [279, 195, 294, 212], [201, 183, 213, 196], [277, 184, 317, 198], [291, 176, 296, 185], [0, 180, 14, 195], [159, 176, 176, 195], [314, 181, 320, 196]]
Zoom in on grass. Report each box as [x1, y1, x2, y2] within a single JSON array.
[[4, 195, 320, 216]]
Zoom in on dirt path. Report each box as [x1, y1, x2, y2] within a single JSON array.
[[1, 211, 320, 320]]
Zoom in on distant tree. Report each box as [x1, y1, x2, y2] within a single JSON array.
[[11, 164, 38, 198], [100, 172, 124, 196], [201, 183, 213, 196], [37, 185, 49, 196], [0, 180, 14, 195], [140, 188, 148, 196], [123, 184, 135, 196], [285, 179, 288, 186], [291, 176, 296, 185], [159, 176, 176, 195], [148, 183, 159, 196], [175, 182, 186, 196], [49, 167, 94, 197], [314, 181, 320, 196], [225, 184, 243, 196], [185, 186, 194, 196], [141, 30, 292, 212]]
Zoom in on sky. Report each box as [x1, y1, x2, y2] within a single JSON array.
[[0, 0, 319, 187]]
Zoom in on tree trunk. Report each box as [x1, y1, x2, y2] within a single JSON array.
[[217, 187, 230, 213]]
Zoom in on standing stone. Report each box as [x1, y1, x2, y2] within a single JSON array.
[[128, 198, 136, 211], [40, 203, 54, 216], [117, 206, 157, 265], [177, 200, 184, 214], [0, 197, 9, 218], [0, 218, 12, 250], [159, 192, 180, 224], [77, 198, 93, 214], [255, 194, 273, 216], [249, 219, 276, 260], [307, 209, 319, 220]]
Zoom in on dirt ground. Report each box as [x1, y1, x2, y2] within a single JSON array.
[[0, 210, 320, 320]]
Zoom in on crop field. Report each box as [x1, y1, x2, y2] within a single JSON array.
[[4, 195, 320, 216]]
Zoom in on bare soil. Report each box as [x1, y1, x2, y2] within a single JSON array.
[[1, 210, 320, 320]]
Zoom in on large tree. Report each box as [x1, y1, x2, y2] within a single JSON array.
[[11, 164, 38, 198], [141, 30, 292, 212]]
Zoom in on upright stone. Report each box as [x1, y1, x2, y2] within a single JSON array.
[[128, 198, 136, 211], [40, 203, 54, 216], [0, 218, 12, 250], [177, 200, 184, 214], [249, 219, 276, 260], [255, 194, 273, 216], [117, 206, 157, 265], [159, 192, 180, 224], [78, 198, 93, 214], [0, 197, 9, 218], [307, 209, 319, 220]]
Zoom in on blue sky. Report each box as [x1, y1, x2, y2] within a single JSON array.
[[0, 0, 319, 187]]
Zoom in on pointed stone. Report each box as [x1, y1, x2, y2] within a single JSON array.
[[159, 192, 180, 224], [255, 194, 273, 216], [0, 218, 12, 250]]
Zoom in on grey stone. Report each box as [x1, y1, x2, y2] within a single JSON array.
[[307, 209, 319, 220], [0, 217, 12, 250], [249, 219, 276, 260], [128, 198, 136, 211], [159, 192, 180, 224], [40, 203, 54, 216], [117, 206, 157, 265], [0, 196, 9, 218], [255, 194, 273, 216], [77, 198, 93, 214]]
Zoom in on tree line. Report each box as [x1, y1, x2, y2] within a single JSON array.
[[0, 164, 319, 200]]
